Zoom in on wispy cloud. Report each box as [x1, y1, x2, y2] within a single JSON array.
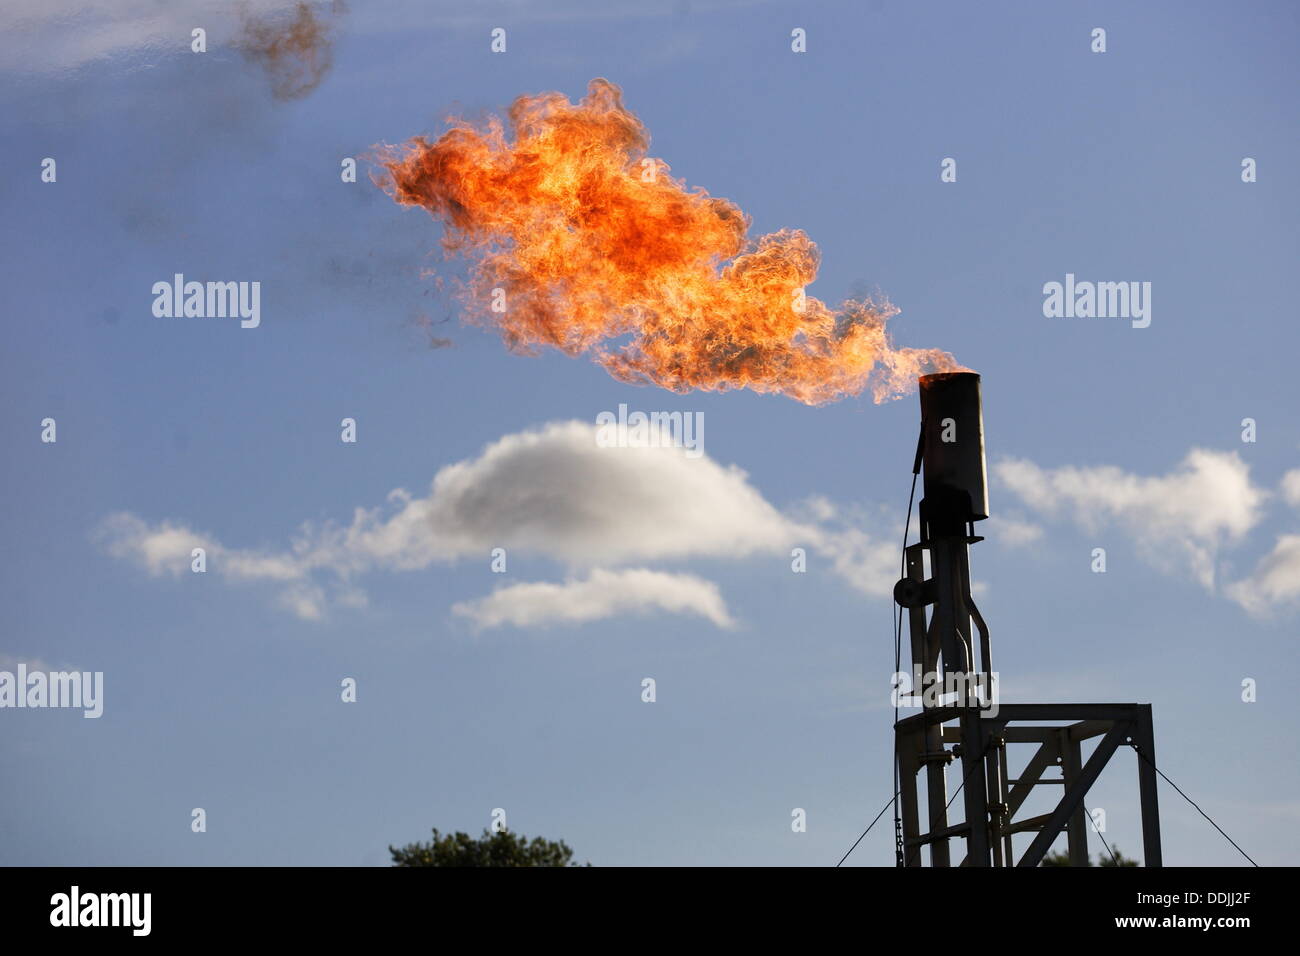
[[0, 0, 762, 75], [1224, 467, 1300, 617], [1281, 468, 1300, 510], [985, 513, 1044, 548], [452, 568, 735, 630], [1225, 534, 1300, 617], [992, 448, 1300, 619], [97, 432, 1300, 625], [96, 420, 897, 625], [995, 449, 1266, 590]]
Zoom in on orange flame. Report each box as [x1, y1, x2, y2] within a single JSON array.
[[378, 79, 962, 405]]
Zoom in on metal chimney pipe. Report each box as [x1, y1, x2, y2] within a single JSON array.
[[918, 371, 988, 534], [905, 370, 996, 864]]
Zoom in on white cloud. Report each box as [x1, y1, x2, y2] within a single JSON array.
[[1, 1, 274, 76], [415, 421, 802, 565], [985, 514, 1044, 548], [1224, 463, 1300, 617], [94, 513, 223, 577], [105, 435, 1295, 623], [97, 420, 894, 624], [1225, 534, 1300, 617], [98, 419, 801, 569], [452, 568, 736, 630], [0, 0, 763, 75], [276, 583, 327, 622], [995, 449, 1265, 589], [781, 496, 904, 599], [1281, 468, 1300, 510]]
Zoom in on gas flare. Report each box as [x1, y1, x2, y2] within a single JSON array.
[[378, 79, 962, 405]]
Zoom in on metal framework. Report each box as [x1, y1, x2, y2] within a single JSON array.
[[892, 373, 1162, 867], [894, 700, 1162, 867]]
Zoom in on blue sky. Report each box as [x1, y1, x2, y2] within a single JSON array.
[[1, 0, 1296, 866]]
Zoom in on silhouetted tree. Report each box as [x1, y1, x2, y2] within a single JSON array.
[[1041, 846, 1139, 866], [389, 828, 586, 867], [1098, 846, 1139, 867]]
